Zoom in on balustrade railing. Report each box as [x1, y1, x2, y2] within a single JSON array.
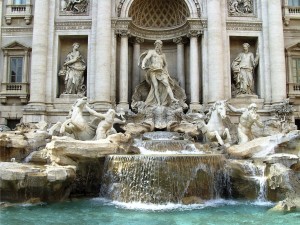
[[1, 83, 29, 94], [288, 83, 300, 98], [5, 3, 32, 25], [282, 3, 300, 25]]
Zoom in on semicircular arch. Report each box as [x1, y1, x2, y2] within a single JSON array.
[[119, 0, 200, 18]]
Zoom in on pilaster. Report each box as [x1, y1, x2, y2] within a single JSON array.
[[173, 37, 185, 89], [268, 0, 287, 103], [117, 29, 130, 110], [207, 0, 224, 103], [26, 0, 49, 114], [132, 37, 144, 91], [188, 30, 201, 110], [94, 0, 112, 109]]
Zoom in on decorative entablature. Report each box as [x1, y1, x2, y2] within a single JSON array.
[[114, 18, 205, 41], [226, 21, 262, 31], [227, 0, 256, 18], [55, 21, 92, 30], [1, 27, 33, 35]]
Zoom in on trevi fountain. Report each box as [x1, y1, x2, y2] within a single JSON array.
[[0, 38, 299, 225]]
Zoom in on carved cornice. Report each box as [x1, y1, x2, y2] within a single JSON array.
[[1, 27, 33, 34], [55, 21, 92, 30], [113, 17, 207, 41], [226, 21, 262, 31], [129, 21, 191, 40]]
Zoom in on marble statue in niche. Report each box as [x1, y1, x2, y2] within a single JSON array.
[[228, 0, 254, 16], [231, 43, 259, 96], [59, 42, 86, 96], [61, 0, 89, 14], [140, 40, 179, 106]]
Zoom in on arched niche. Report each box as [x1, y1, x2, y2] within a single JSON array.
[[119, 0, 200, 18]]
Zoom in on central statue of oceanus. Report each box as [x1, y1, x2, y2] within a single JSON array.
[[131, 40, 187, 111]]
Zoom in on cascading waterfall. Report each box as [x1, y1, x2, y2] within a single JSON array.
[[255, 164, 267, 201], [240, 161, 267, 201], [100, 154, 231, 204]]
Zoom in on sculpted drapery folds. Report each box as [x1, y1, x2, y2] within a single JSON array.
[[231, 43, 259, 95], [59, 42, 86, 95], [140, 40, 179, 107]]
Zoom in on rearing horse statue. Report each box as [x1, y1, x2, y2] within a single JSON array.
[[201, 100, 232, 146]]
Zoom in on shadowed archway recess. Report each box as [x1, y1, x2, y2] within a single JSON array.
[[128, 0, 190, 29]]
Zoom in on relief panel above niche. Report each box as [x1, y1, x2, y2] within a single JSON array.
[[228, 0, 256, 17], [59, 0, 90, 16]]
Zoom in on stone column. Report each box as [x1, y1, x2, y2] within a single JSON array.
[[118, 31, 130, 110], [132, 37, 144, 91], [23, 50, 29, 83], [268, 0, 287, 103], [207, 0, 224, 103], [28, 0, 49, 107], [189, 31, 201, 110], [110, 19, 118, 107], [94, 0, 112, 109], [173, 37, 185, 89], [2, 51, 8, 83]]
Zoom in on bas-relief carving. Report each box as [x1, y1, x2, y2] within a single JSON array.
[[231, 43, 259, 96], [60, 0, 89, 14], [228, 0, 255, 17], [58, 42, 86, 96]]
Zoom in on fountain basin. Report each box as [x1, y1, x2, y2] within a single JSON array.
[[101, 154, 230, 204]]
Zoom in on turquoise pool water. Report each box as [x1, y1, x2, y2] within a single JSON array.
[[1, 198, 299, 225]]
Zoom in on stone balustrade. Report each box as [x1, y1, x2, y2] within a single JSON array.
[[5, 3, 32, 25]]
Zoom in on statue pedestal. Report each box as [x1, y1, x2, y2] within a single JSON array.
[[60, 94, 84, 100], [117, 103, 130, 111], [229, 94, 264, 109]]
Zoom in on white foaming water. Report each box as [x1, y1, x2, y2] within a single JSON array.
[[23, 151, 36, 163], [138, 147, 205, 155], [241, 162, 268, 202], [91, 198, 240, 211], [255, 164, 267, 202]]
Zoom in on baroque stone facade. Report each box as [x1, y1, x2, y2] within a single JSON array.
[[0, 0, 300, 128]]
